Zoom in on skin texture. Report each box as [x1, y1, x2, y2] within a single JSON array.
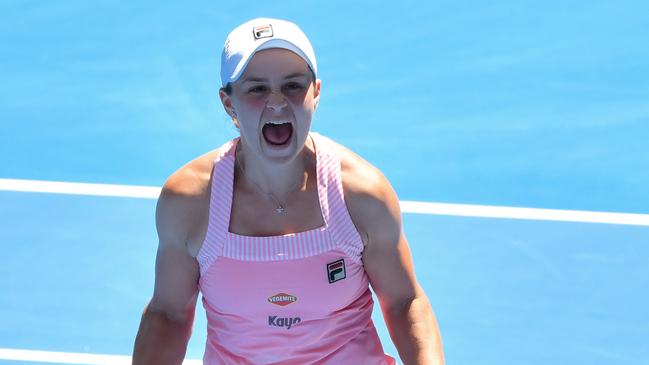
[[222, 48, 320, 195], [132, 48, 444, 365]]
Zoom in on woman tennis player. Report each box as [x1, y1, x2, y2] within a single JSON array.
[[133, 18, 444, 365]]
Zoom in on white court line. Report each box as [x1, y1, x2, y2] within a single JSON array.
[[0, 178, 161, 199], [0, 347, 201, 365], [399, 201, 649, 226], [1, 178, 648, 226]]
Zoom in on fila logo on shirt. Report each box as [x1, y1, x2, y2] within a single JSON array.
[[326, 259, 346, 284]]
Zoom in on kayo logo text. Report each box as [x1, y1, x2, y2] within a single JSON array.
[[268, 315, 301, 330]]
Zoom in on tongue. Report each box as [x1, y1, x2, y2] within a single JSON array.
[[262, 123, 293, 145]]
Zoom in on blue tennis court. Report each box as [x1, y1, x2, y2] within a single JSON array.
[[1, 1, 648, 364]]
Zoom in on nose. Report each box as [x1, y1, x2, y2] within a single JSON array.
[[265, 89, 288, 113]]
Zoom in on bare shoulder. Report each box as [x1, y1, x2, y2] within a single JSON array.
[[161, 150, 217, 199], [147, 148, 224, 319], [335, 142, 390, 200], [330, 140, 402, 247], [156, 148, 221, 256]]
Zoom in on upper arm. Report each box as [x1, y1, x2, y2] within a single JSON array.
[[340, 148, 421, 312], [359, 185, 421, 313], [147, 175, 203, 322]]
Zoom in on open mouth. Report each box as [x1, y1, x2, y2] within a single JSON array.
[[262, 121, 293, 146]]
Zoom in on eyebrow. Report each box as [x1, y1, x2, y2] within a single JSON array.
[[241, 72, 309, 83]]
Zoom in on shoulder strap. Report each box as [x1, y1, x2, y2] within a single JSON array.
[[312, 133, 365, 260], [196, 138, 238, 274]]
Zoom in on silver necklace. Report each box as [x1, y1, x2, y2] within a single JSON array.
[[235, 154, 305, 215]]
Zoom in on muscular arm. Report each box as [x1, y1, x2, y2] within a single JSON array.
[[341, 147, 445, 365], [363, 205, 445, 365], [132, 168, 207, 365]]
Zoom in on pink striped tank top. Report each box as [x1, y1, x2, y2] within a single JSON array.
[[196, 132, 397, 364]]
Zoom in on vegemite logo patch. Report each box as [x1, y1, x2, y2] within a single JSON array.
[[253, 24, 273, 39], [327, 259, 346, 284], [267, 293, 297, 306]]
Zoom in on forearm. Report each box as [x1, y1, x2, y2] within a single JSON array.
[[132, 306, 194, 365], [382, 291, 445, 365]]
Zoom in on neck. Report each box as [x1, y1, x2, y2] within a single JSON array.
[[235, 136, 315, 197]]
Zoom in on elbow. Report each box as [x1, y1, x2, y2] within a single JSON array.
[[385, 295, 417, 316], [144, 303, 195, 327], [385, 284, 429, 316]]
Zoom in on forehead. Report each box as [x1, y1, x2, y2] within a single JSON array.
[[240, 48, 311, 80]]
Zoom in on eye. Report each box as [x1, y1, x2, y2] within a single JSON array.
[[247, 85, 268, 94], [283, 82, 304, 92]]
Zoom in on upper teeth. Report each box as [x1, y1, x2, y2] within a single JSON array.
[[266, 121, 290, 125]]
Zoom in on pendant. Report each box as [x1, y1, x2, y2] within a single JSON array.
[[275, 206, 286, 214]]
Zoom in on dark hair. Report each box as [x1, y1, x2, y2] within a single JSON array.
[[220, 82, 233, 95]]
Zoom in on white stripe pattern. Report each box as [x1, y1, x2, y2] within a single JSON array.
[[196, 133, 365, 273]]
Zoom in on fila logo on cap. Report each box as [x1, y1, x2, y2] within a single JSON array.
[[326, 259, 346, 284], [253, 24, 273, 39]]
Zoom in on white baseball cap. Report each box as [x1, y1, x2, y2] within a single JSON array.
[[220, 18, 317, 86]]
